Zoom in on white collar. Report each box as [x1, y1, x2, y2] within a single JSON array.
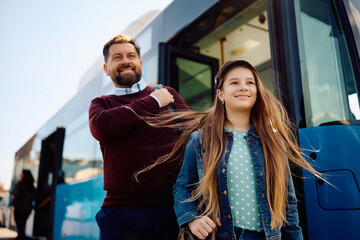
[[113, 79, 147, 96]]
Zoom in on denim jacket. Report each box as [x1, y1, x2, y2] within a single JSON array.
[[173, 127, 303, 240]]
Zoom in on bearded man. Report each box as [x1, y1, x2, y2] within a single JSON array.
[[89, 34, 188, 240]]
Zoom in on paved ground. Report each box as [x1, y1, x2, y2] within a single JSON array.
[[0, 227, 17, 239]]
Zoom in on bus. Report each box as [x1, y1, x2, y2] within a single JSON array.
[[9, 0, 360, 239]]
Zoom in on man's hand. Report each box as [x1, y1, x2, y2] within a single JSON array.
[[188, 216, 221, 240], [151, 88, 174, 108]]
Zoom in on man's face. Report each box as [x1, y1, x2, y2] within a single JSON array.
[[104, 43, 142, 88]]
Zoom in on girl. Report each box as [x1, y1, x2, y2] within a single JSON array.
[[137, 60, 320, 240]]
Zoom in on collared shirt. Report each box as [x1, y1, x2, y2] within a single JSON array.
[[113, 79, 161, 107]]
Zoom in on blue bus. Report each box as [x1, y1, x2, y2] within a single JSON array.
[[9, 0, 360, 239]]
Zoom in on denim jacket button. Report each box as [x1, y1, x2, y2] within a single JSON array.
[[265, 219, 268, 223], [221, 168, 226, 173], [261, 193, 265, 198], [225, 215, 231, 219], [222, 190, 228, 195], [259, 172, 264, 176]]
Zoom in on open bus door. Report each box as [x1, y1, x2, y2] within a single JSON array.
[[158, 43, 219, 109], [33, 127, 65, 240]]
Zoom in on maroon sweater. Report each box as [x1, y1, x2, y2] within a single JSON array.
[[89, 86, 188, 208]]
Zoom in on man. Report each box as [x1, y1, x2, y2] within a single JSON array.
[[89, 34, 188, 240]]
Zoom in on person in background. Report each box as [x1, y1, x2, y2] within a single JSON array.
[[89, 34, 188, 240], [12, 169, 35, 240], [140, 60, 322, 240]]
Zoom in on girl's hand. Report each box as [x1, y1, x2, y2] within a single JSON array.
[[188, 216, 221, 240]]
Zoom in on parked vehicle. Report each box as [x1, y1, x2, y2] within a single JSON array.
[[0, 192, 11, 228]]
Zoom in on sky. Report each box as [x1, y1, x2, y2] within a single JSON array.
[[0, 0, 173, 190]]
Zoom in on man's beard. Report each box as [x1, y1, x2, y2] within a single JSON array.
[[114, 65, 142, 87]]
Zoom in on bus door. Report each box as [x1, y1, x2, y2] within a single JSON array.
[[158, 43, 219, 109], [33, 127, 65, 240], [288, 0, 360, 239], [159, 0, 273, 109]]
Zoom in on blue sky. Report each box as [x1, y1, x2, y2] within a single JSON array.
[[0, 0, 173, 190]]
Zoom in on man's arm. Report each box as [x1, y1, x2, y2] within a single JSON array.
[[89, 94, 160, 141]]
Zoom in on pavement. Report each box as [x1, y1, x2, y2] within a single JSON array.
[[0, 227, 17, 239]]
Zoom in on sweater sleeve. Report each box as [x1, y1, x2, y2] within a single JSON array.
[[89, 94, 160, 141]]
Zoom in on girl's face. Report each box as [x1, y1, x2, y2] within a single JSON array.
[[217, 66, 257, 114]]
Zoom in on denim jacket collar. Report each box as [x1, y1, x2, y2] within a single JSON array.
[[224, 125, 260, 139]]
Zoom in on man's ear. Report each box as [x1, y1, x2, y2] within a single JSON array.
[[103, 63, 109, 76]]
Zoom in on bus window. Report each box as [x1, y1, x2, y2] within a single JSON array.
[[344, 0, 360, 58], [62, 112, 103, 183], [294, 0, 360, 127], [11, 136, 41, 229], [177, 58, 213, 109], [158, 43, 219, 110]]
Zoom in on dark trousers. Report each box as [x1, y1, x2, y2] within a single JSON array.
[[234, 227, 266, 240], [96, 206, 179, 240], [14, 210, 30, 240]]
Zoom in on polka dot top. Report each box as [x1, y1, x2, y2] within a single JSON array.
[[226, 129, 263, 232]]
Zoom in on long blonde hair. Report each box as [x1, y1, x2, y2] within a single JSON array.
[[137, 60, 321, 229]]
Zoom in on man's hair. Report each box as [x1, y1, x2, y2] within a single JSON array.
[[103, 34, 141, 62]]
